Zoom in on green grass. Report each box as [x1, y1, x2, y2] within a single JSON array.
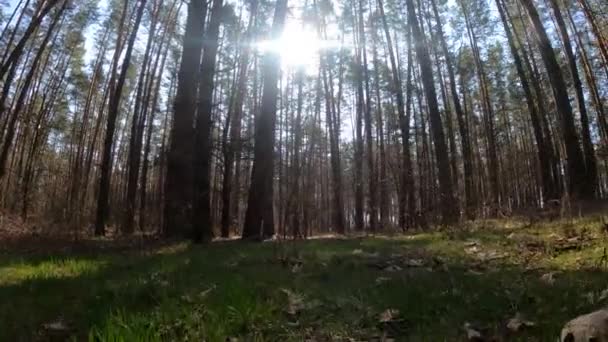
[[1, 216, 608, 341]]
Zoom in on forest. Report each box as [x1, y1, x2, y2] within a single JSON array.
[[0, 0, 608, 340]]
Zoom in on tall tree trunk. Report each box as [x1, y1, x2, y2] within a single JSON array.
[[0, 0, 30, 65], [0, 0, 60, 81], [406, 0, 458, 224], [459, 0, 500, 209], [518, 0, 588, 199], [547, 0, 597, 197], [139, 2, 179, 232], [242, 0, 288, 240], [576, 0, 608, 74], [122, 0, 162, 234], [0, 0, 67, 181], [370, 18, 388, 230], [95, 0, 148, 236], [357, 0, 377, 232], [495, 0, 555, 203], [221, 0, 258, 238], [429, 0, 476, 218], [164, 0, 207, 237], [377, 0, 415, 228], [193, 0, 224, 243], [565, 5, 608, 143]]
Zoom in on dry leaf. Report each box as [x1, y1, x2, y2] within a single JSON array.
[[375, 276, 391, 285], [463, 322, 483, 340], [281, 288, 305, 315], [383, 264, 403, 272], [599, 288, 608, 302], [506, 313, 536, 332], [379, 309, 400, 323], [291, 263, 302, 273], [478, 250, 507, 261], [404, 259, 424, 267], [585, 291, 596, 305], [199, 284, 216, 299], [540, 272, 555, 285], [465, 246, 481, 254], [42, 319, 70, 333], [225, 260, 239, 267], [181, 294, 194, 303]]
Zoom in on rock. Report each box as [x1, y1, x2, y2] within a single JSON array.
[[560, 309, 608, 342]]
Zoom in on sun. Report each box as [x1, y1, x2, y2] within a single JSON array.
[[255, 21, 339, 70]]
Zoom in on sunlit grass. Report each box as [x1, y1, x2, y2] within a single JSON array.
[[0, 258, 107, 285], [1, 215, 607, 340]]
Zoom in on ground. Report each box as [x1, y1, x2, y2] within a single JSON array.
[[1, 216, 608, 341]]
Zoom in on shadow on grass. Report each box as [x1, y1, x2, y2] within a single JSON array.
[[0, 231, 606, 341]]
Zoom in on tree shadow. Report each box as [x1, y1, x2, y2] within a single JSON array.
[[0, 232, 606, 341]]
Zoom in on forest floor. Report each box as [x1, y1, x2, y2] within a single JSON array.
[[1, 215, 608, 341]]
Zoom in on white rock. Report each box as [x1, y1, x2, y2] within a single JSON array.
[[561, 309, 608, 342]]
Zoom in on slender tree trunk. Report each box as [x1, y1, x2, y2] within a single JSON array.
[[459, 0, 500, 209], [378, 0, 415, 229], [0, 0, 60, 81], [406, 0, 457, 224], [221, 0, 258, 238], [370, 18, 388, 230], [429, 0, 475, 218], [357, 0, 377, 232], [495, 0, 555, 203], [547, 0, 597, 197], [576, 0, 608, 74], [0, 0, 67, 181], [565, 5, 608, 143], [95, 0, 148, 236], [139, 2, 179, 231], [122, 0, 163, 234], [518, 0, 588, 199]]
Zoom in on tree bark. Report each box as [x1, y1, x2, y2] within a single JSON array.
[[518, 0, 587, 199], [547, 0, 597, 197], [495, 0, 555, 203], [95, 0, 148, 236], [406, 0, 458, 224], [193, 0, 224, 242], [164, 0, 207, 237], [242, 0, 288, 240]]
